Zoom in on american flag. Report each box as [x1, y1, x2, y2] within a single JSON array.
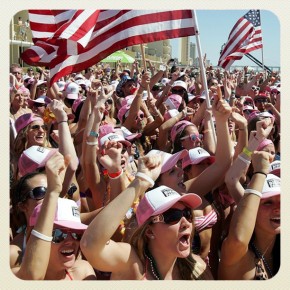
[[218, 10, 263, 69], [22, 10, 197, 84]]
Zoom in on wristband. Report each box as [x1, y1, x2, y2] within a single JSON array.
[[242, 147, 252, 158], [237, 154, 251, 165], [57, 120, 68, 125], [31, 229, 53, 242], [252, 171, 267, 177], [86, 141, 99, 146], [135, 172, 154, 188], [244, 189, 262, 198], [89, 131, 99, 138], [108, 169, 123, 179]]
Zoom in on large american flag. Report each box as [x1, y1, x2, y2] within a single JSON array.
[[22, 10, 197, 84], [218, 10, 263, 69]]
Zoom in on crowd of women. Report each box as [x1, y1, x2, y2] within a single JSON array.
[[9, 58, 281, 280]]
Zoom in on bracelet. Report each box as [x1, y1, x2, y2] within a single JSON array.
[[242, 147, 252, 158], [203, 129, 212, 134], [252, 171, 267, 177], [86, 141, 99, 146], [237, 154, 251, 165], [57, 120, 68, 125], [135, 172, 155, 188], [89, 131, 99, 138], [244, 189, 262, 198], [31, 229, 53, 242], [108, 169, 123, 179]]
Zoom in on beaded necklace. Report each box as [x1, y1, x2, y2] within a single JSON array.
[[144, 247, 162, 280], [250, 241, 273, 279]]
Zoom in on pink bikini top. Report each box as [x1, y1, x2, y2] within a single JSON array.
[[194, 209, 218, 233]]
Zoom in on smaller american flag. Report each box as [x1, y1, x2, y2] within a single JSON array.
[[218, 10, 263, 69]]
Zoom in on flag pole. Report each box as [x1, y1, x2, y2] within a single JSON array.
[[140, 43, 151, 97], [259, 10, 267, 79], [191, 10, 217, 145]]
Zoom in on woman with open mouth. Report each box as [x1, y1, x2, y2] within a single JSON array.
[[80, 153, 213, 280]]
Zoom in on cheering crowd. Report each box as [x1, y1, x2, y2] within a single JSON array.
[[9, 58, 281, 280]]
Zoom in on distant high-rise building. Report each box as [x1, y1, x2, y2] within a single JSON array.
[[180, 37, 189, 65], [190, 42, 196, 62]]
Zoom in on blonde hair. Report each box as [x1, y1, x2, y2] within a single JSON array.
[[129, 218, 204, 280]]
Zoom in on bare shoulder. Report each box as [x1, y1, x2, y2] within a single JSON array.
[[69, 259, 97, 280]]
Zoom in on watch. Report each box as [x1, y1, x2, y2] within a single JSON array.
[[67, 183, 77, 198], [89, 131, 99, 137]]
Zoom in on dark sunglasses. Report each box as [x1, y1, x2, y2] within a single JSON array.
[[180, 133, 203, 142], [30, 124, 48, 131], [38, 86, 47, 90], [151, 208, 193, 225], [52, 228, 82, 244], [105, 99, 113, 105], [172, 89, 185, 94], [243, 109, 253, 114], [251, 86, 260, 91], [255, 98, 268, 103], [33, 102, 46, 108], [23, 186, 47, 201], [244, 101, 253, 105], [135, 113, 144, 120]]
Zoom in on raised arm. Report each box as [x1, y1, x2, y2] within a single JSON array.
[[14, 153, 69, 279], [80, 154, 161, 272]]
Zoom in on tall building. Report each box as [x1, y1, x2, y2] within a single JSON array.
[[180, 37, 189, 65]]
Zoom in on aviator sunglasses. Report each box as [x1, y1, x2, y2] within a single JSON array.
[[180, 133, 203, 142], [52, 228, 83, 243], [151, 208, 193, 225], [30, 124, 48, 131]]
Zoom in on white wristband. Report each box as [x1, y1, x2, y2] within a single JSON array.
[[86, 141, 99, 146], [244, 189, 262, 198], [237, 154, 251, 165], [135, 172, 155, 188], [31, 229, 53, 242]]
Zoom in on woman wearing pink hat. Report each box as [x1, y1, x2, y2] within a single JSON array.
[[81, 153, 213, 280], [10, 152, 96, 280], [219, 151, 280, 280]]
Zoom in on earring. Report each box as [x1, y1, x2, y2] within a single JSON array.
[[150, 235, 155, 240]]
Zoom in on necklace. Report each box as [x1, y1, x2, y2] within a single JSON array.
[[250, 241, 273, 278], [144, 247, 162, 280]]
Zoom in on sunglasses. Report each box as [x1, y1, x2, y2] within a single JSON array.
[[172, 89, 185, 94], [52, 228, 83, 244], [255, 99, 268, 103], [135, 113, 144, 120], [105, 99, 113, 105], [251, 86, 260, 91], [151, 208, 193, 225], [38, 86, 47, 90], [30, 124, 48, 131], [180, 133, 203, 142], [152, 86, 161, 91], [33, 103, 46, 108], [23, 186, 47, 201], [244, 101, 253, 105], [243, 109, 253, 114]]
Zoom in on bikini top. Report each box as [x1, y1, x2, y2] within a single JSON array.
[[194, 209, 218, 233]]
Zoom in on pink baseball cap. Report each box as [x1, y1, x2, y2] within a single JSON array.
[[29, 197, 88, 230], [269, 160, 281, 177], [257, 138, 274, 151], [115, 126, 141, 141], [99, 132, 131, 148], [164, 109, 179, 121], [136, 185, 201, 226], [15, 113, 43, 134], [171, 120, 195, 143], [165, 94, 182, 110], [182, 147, 215, 169], [261, 174, 280, 199], [147, 149, 188, 174], [117, 104, 131, 123], [18, 146, 58, 177], [65, 82, 79, 99]]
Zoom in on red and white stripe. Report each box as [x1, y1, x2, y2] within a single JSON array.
[[218, 12, 263, 70], [22, 10, 196, 84]]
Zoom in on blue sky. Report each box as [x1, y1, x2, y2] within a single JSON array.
[[171, 10, 280, 68]]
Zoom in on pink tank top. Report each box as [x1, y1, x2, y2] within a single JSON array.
[[194, 209, 218, 233]]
